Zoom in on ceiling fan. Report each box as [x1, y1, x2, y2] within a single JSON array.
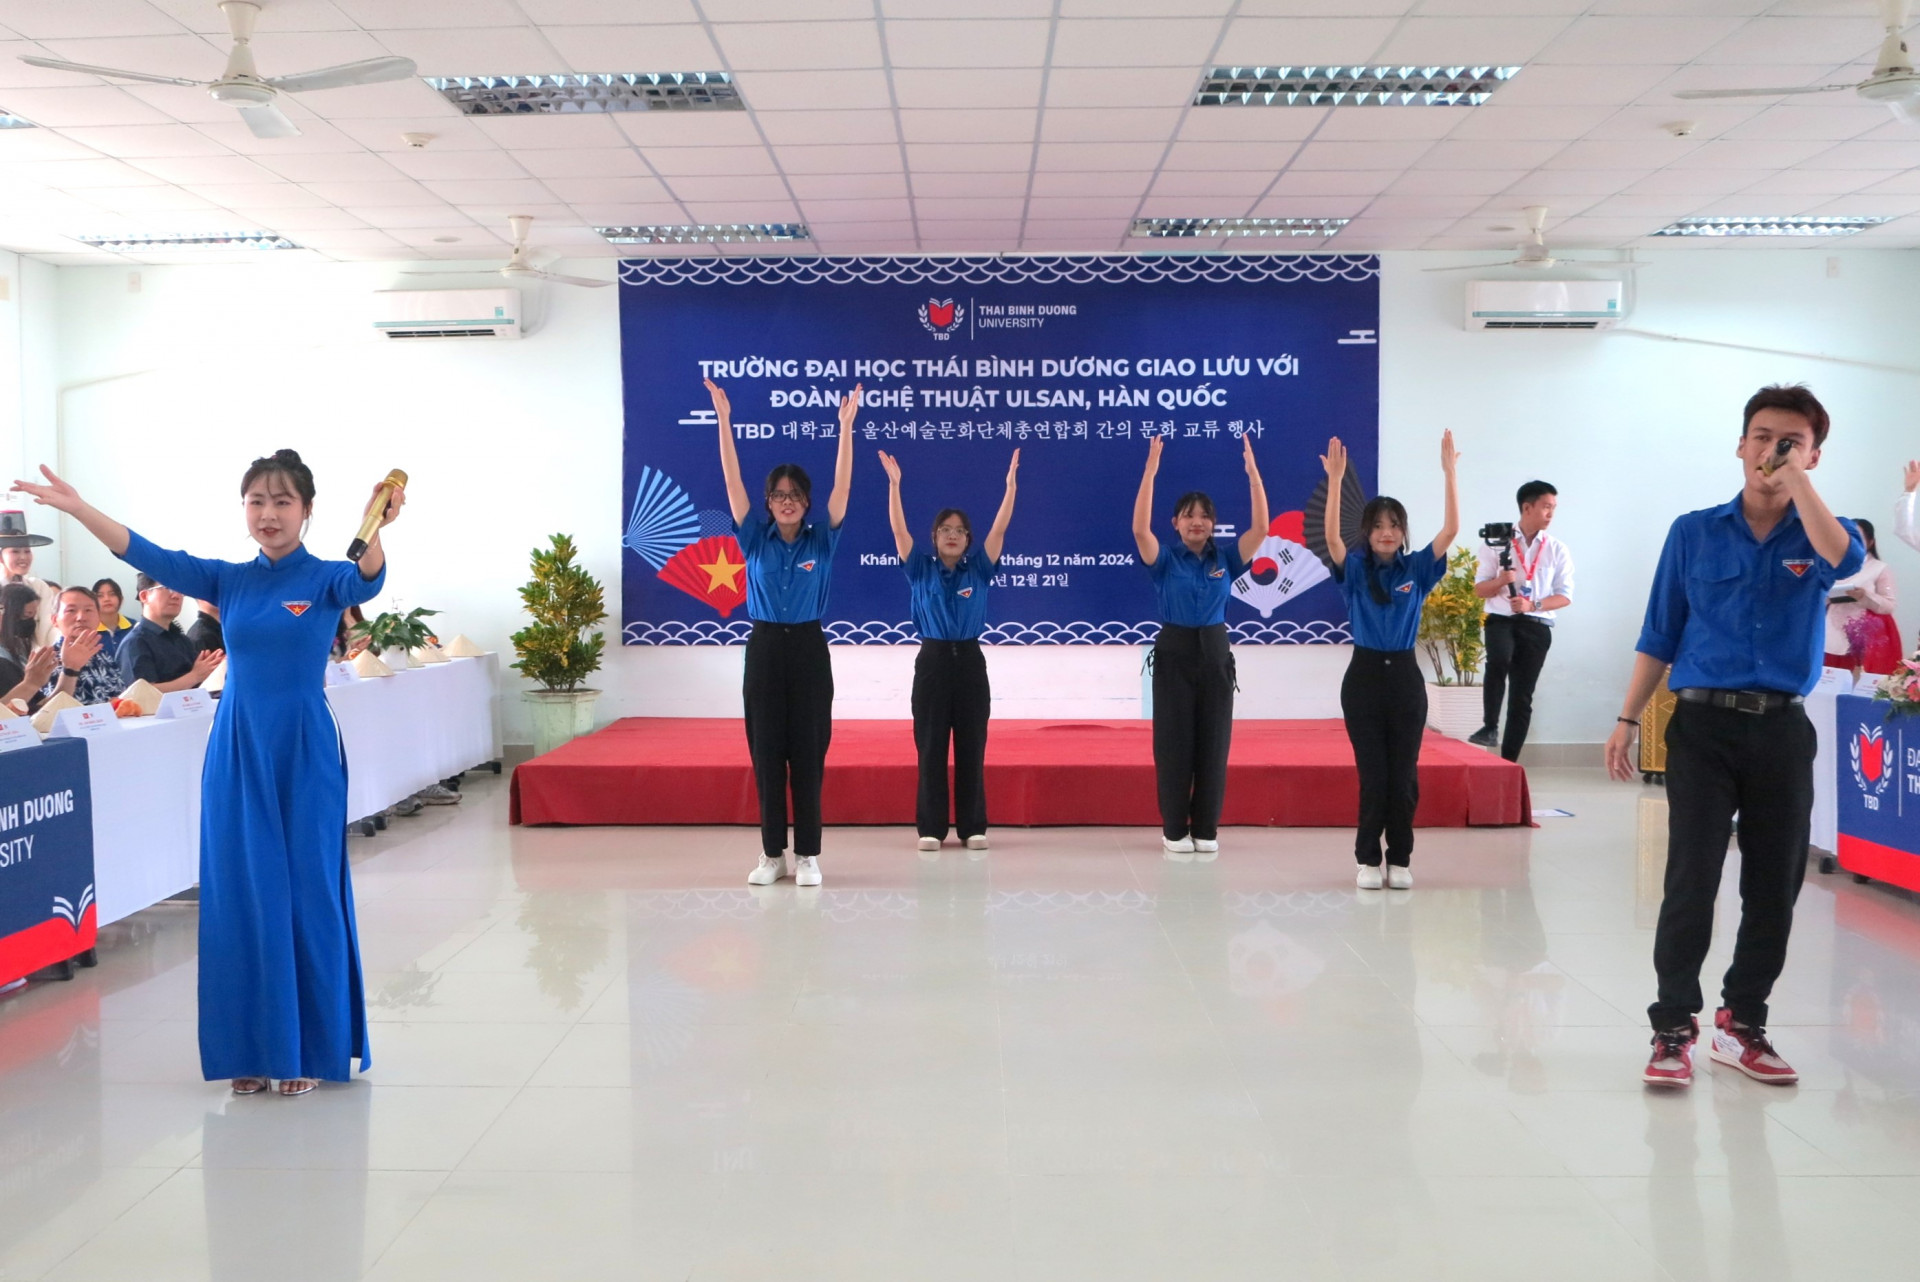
[[1675, 0, 1919, 123], [18, 1, 415, 140], [402, 216, 611, 289], [1424, 206, 1645, 273]]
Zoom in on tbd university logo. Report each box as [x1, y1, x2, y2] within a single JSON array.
[[1852, 723, 1894, 808], [918, 298, 964, 340]]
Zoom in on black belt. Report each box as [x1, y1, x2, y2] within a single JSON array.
[[1675, 687, 1803, 714]]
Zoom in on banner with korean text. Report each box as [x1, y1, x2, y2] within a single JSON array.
[[618, 254, 1379, 645]]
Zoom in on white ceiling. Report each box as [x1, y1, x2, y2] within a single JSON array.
[[0, 0, 1916, 265]]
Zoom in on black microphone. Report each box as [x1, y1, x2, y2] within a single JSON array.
[[1761, 438, 1794, 476]]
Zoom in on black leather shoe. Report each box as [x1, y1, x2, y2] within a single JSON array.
[[1466, 727, 1499, 748]]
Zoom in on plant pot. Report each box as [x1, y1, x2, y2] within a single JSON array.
[[381, 645, 412, 672], [1425, 682, 1486, 740], [525, 689, 600, 757]]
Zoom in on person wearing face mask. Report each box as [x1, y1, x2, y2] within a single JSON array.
[[0, 581, 57, 711], [0, 509, 59, 649], [13, 449, 404, 1100], [1132, 432, 1270, 860], [879, 447, 1020, 854], [708, 378, 859, 889], [1321, 432, 1461, 890], [117, 573, 224, 691]]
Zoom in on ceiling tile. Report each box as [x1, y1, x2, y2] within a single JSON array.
[[348, 206, 480, 229], [1214, 18, 1403, 64], [800, 197, 916, 221], [756, 110, 899, 146], [146, 0, 362, 34], [1441, 104, 1614, 141], [1503, 170, 1645, 198], [337, 0, 529, 27], [1697, 16, 1887, 67], [708, 0, 873, 16], [384, 149, 528, 181], [803, 218, 916, 236], [329, 117, 497, 150], [1536, 16, 1746, 65], [125, 154, 278, 184], [1289, 140, 1436, 170], [1376, 15, 1572, 63], [780, 144, 903, 174], [1027, 170, 1154, 196], [1860, 171, 1920, 195], [252, 151, 406, 183], [1025, 195, 1144, 218], [191, 118, 363, 153], [200, 182, 335, 208], [1041, 107, 1185, 142], [1149, 170, 1274, 196], [539, 24, 722, 70], [451, 199, 575, 223], [1419, 138, 1563, 169], [1487, 62, 1675, 106], [30, 33, 222, 80], [906, 142, 1034, 171], [419, 178, 560, 204], [1308, 110, 1470, 142], [613, 112, 765, 148], [564, 201, 687, 223], [918, 218, 1023, 237], [300, 180, 447, 206], [1720, 105, 1893, 142], [788, 171, 909, 199], [715, 21, 884, 70], [1161, 140, 1295, 170], [1176, 108, 1327, 142], [470, 114, 630, 150], [681, 200, 801, 222], [664, 175, 793, 200], [1625, 168, 1767, 196], [541, 176, 676, 203], [1803, 140, 1920, 170], [1388, 169, 1528, 196], [118, 83, 246, 124], [913, 171, 1029, 196], [1268, 169, 1398, 195], [375, 26, 569, 77], [1730, 167, 1882, 194], [0, 85, 175, 127], [513, 147, 654, 179], [1043, 65, 1199, 109], [89, 185, 225, 212], [899, 109, 1037, 144], [12, 157, 165, 187], [54, 124, 234, 158], [1249, 194, 1373, 218], [1675, 137, 1831, 169], [247, 206, 371, 229], [0, 1, 187, 39], [729, 69, 893, 111], [647, 146, 777, 177], [911, 195, 1027, 217], [1032, 140, 1167, 170], [1050, 18, 1223, 67], [885, 19, 1051, 67]]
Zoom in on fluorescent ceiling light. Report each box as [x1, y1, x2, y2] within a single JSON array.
[[597, 224, 811, 244], [425, 72, 740, 115], [76, 231, 301, 251], [0, 110, 33, 129], [1651, 215, 1894, 238], [1196, 65, 1519, 107], [1132, 216, 1348, 238]]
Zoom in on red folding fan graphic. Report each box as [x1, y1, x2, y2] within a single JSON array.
[[658, 535, 748, 618]]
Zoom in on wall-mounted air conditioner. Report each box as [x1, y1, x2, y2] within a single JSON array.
[[1465, 280, 1624, 331], [373, 288, 522, 340]]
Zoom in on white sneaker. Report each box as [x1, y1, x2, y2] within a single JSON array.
[[1193, 838, 1219, 856], [1386, 866, 1413, 890], [747, 854, 787, 885], [1355, 865, 1384, 890], [1162, 836, 1195, 854], [794, 855, 822, 887], [965, 835, 989, 851], [917, 836, 940, 851]]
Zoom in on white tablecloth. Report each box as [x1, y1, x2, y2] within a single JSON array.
[[1809, 665, 1867, 855], [85, 653, 501, 925]]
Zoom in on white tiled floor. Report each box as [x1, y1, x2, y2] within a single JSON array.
[[5, 767, 1920, 1280]]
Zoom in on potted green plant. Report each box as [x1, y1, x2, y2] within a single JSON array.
[[350, 606, 440, 672], [511, 533, 607, 755], [1417, 545, 1487, 739]]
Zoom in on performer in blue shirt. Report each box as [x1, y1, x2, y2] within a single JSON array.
[[1606, 384, 1863, 1090], [15, 450, 403, 1098], [708, 377, 858, 889], [1320, 431, 1459, 890], [1132, 432, 1268, 859], [879, 447, 1020, 853]]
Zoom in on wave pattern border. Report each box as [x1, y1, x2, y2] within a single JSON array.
[[617, 253, 1380, 288], [622, 619, 1352, 646]]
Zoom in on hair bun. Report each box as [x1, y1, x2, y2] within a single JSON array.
[[272, 448, 305, 466]]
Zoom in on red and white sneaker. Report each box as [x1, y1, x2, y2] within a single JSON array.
[[1644, 1019, 1698, 1088], [1707, 1008, 1799, 1085]]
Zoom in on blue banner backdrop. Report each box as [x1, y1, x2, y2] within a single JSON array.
[[618, 254, 1379, 645], [0, 738, 96, 984]]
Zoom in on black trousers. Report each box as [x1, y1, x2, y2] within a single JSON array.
[[1151, 623, 1235, 841], [1649, 699, 1814, 1033], [1481, 613, 1553, 763], [912, 640, 991, 840], [1340, 647, 1427, 866], [742, 621, 834, 858]]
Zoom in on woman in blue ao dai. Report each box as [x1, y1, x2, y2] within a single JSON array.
[[13, 450, 404, 1097]]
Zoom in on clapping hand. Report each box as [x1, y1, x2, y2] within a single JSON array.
[[190, 649, 224, 684], [22, 644, 55, 689], [61, 628, 100, 670]]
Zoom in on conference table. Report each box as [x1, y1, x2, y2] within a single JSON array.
[[86, 654, 502, 926]]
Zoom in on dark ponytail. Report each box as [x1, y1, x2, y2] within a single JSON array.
[[241, 449, 316, 508]]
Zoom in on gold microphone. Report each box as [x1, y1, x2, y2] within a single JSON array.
[[347, 469, 407, 562]]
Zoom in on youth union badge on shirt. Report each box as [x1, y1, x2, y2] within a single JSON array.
[[282, 600, 313, 616], [798, 560, 816, 572], [1782, 558, 1815, 578]]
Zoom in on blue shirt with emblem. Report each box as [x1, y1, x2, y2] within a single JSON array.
[[905, 551, 997, 641], [737, 509, 841, 624], [1335, 542, 1448, 651], [1636, 494, 1863, 697], [1145, 537, 1249, 629]]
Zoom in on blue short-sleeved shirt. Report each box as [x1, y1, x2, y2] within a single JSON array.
[[905, 551, 997, 641], [1636, 494, 1863, 697], [737, 509, 841, 624], [1335, 542, 1448, 651], [1145, 538, 1249, 628]]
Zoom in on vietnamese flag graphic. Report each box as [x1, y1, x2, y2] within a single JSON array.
[[658, 535, 748, 618]]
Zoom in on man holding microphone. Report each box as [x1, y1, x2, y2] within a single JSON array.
[[1470, 481, 1573, 761], [1606, 384, 1861, 1088]]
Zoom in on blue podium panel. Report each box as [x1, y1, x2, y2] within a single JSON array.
[[0, 737, 97, 982], [617, 254, 1380, 646], [1835, 694, 1920, 891]]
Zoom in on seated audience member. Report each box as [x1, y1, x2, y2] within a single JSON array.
[[332, 605, 369, 661], [93, 577, 136, 657], [118, 574, 223, 691], [0, 510, 59, 648], [187, 599, 224, 655], [40, 586, 127, 705], [0, 582, 56, 711]]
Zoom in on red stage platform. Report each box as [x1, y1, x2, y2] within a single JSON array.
[[510, 718, 1531, 829]]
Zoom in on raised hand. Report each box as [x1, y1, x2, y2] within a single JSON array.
[[1906, 460, 1920, 494], [1440, 429, 1459, 474], [838, 383, 864, 431], [10, 465, 83, 515], [1242, 432, 1260, 475], [61, 627, 100, 670], [1006, 448, 1021, 485], [1321, 437, 1347, 480], [1145, 434, 1164, 471], [704, 378, 731, 419], [877, 450, 902, 485], [366, 482, 406, 529]]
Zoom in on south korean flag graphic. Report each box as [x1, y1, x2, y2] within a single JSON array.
[[1232, 511, 1329, 618]]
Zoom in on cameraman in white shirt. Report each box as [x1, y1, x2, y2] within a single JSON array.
[[1470, 481, 1575, 762]]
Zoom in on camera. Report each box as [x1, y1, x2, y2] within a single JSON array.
[[1479, 522, 1518, 597]]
